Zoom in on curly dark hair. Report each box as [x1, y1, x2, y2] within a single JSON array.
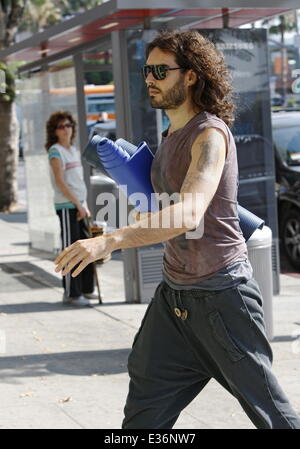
[[146, 30, 236, 128], [45, 110, 77, 151]]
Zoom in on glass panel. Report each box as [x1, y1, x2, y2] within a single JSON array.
[[83, 49, 115, 124], [19, 58, 77, 253], [198, 29, 277, 233], [273, 127, 300, 165], [125, 29, 277, 238], [48, 59, 78, 119], [126, 30, 160, 150]]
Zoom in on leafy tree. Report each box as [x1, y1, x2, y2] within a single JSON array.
[[0, 0, 26, 48], [19, 0, 63, 33], [19, 0, 103, 33]]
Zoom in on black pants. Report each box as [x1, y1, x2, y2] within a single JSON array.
[[56, 208, 94, 297], [123, 278, 300, 429]]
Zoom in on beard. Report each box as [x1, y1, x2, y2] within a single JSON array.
[[149, 76, 187, 110]]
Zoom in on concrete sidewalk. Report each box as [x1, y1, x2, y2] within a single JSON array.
[[0, 208, 299, 429]]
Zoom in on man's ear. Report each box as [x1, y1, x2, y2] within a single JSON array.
[[186, 69, 198, 87]]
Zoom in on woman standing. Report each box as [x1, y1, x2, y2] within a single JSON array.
[[46, 110, 95, 306]]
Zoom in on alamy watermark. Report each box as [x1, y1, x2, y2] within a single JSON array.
[[0, 69, 5, 93], [95, 188, 205, 239]]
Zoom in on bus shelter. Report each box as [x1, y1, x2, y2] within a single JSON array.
[[0, 0, 299, 300]]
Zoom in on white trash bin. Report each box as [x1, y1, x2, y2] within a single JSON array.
[[246, 225, 274, 341]]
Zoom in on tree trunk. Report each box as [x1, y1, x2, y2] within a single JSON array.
[[0, 1, 26, 212], [0, 101, 19, 212]]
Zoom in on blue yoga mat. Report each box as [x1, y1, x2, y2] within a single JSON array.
[[82, 136, 264, 240]]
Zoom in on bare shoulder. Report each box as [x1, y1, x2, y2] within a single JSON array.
[[180, 127, 227, 198], [190, 127, 226, 171]]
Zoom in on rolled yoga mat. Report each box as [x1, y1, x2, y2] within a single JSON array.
[[82, 136, 264, 240]]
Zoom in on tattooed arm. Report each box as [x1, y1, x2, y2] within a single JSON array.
[[179, 127, 226, 227], [54, 127, 226, 277]]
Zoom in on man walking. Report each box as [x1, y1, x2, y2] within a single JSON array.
[[55, 30, 300, 429]]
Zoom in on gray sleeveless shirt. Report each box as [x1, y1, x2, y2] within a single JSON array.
[[150, 111, 251, 287]]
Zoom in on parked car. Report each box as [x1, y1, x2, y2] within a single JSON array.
[[272, 109, 300, 270], [271, 95, 284, 107]]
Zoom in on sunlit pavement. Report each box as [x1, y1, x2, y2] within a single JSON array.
[[0, 162, 298, 429]]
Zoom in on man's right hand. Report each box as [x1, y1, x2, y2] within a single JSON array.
[[76, 205, 88, 221]]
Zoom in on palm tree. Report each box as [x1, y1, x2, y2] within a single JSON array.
[[19, 0, 64, 33], [0, 1, 26, 212], [19, 0, 103, 34]]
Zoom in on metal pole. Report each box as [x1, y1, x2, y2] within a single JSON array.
[[111, 30, 133, 141], [73, 52, 92, 212], [111, 30, 140, 303]]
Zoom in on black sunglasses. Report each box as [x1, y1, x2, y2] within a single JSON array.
[[142, 64, 186, 81], [56, 122, 73, 130]]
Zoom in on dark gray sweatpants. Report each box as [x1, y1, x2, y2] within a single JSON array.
[[122, 278, 300, 429]]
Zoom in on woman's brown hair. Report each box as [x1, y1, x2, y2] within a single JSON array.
[[45, 110, 77, 151], [146, 30, 236, 128]]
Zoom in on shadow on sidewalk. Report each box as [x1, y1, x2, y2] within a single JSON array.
[[0, 349, 130, 378], [0, 261, 61, 291], [280, 242, 300, 276], [0, 300, 139, 314], [0, 301, 97, 314]]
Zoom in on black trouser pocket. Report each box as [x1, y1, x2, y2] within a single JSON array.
[[209, 310, 246, 362], [132, 299, 155, 348]]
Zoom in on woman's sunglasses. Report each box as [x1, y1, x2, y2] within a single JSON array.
[[56, 122, 73, 130], [142, 64, 186, 81]]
